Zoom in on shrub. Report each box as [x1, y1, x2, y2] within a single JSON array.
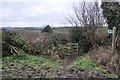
[[28, 41, 44, 55], [28, 33, 51, 55], [94, 27, 111, 46], [93, 33, 110, 47], [91, 47, 120, 76], [2, 30, 29, 56], [50, 33, 67, 46], [28, 33, 68, 56], [69, 27, 93, 55]]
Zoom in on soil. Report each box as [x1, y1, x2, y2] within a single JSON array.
[[62, 54, 77, 68], [2, 61, 111, 78]]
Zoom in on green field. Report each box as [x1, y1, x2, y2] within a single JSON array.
[[31, 27, 70, 33], [53, 27, 70, 33]]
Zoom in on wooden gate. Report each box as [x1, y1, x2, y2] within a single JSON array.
[[59, 43, 78, 57]]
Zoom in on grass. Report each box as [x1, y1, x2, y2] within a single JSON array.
[[53, 27, 70, 33], [2, 53, 64, 69], [32, 27, 70, 33], [69, 57, 105, 73], [2, 53, 104, 72], [68, 56, 119, 78]]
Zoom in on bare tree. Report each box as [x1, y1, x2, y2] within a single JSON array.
[[66, 2, 105, 27], [66, 2, 108, 50]]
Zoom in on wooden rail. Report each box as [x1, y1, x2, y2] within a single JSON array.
[[59, 43, 78, 57]]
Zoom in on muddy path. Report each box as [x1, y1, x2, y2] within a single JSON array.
[[61, 55, 77, 69]]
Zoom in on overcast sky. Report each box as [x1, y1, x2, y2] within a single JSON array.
[[0, 0, 101, 27]]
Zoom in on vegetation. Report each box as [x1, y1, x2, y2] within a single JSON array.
[[101, 2, 120, 52], [69, 27, 92, 54], [2, 53, 64, 78], [2, 29, 29, 57], [66, 2, 110, 55], [101, 2, 120, 30], [2, 53, 63, 69], [69, 57, 105, 72], [50, 33, 68, 46], [41, 25, 53, 33], [53, 27, 70, 33], [2, 52, 119, 78]]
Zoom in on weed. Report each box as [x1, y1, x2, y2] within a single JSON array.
[[69, 57, 105, 73]]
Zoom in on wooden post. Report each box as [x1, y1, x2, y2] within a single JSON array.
[[111, 27, 117, 54]]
